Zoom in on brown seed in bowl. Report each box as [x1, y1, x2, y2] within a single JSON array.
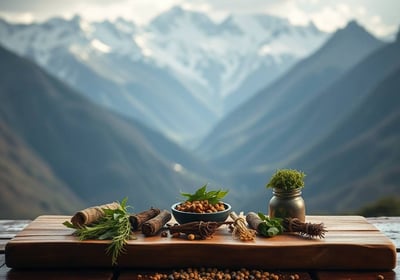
[[175, 200, 226, 213]]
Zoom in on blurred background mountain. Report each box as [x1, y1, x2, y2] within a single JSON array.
[[0, 3, 399, 218]]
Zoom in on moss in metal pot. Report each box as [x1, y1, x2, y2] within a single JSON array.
[[266, 169, 306, 191], [266, 169, 306, 221]]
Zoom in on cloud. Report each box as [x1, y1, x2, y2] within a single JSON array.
[[0, 0, 184, 24], [265, 1, 310, 25], [0, 0, 398, 37], [242, 0, 398, 37], [87, 0, 185, 24], [310, 4, 353, 32], [0, 11, 35, 23]]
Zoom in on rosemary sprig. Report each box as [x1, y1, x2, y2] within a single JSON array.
[[63, 197, 134, 265]]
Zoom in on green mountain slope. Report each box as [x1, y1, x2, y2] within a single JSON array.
[[0, 120, 84, 218], [198, 21, 384, 168], [239, 36, 400, 213], [298, 64, 400, 213], [0, 45, 214, 218]]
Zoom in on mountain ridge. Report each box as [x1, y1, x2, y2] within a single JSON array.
[[1, 11, 398, 218], [0, 44, 221, 217], [236, 31, 400, 213], [0, 120, 85, 219], [0, 8, 329, 144], [197, 21, 385, 169]]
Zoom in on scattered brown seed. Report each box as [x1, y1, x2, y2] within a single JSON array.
[[187, 233, 195, 240], [135, 267, 307, 279]]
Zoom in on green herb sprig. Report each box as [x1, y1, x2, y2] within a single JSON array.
[[63, 197, 134, 265], [257, 213, 284, 237], [180, 184, 228, 205]]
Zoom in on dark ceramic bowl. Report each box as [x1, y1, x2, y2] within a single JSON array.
[[171, 202, 232, 224]]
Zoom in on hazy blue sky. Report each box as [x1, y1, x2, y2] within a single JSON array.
[[0, 0, 399, 37]]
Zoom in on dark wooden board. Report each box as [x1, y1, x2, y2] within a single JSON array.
[[2, 268, 114, 280], [1, 249, 113, 280], [5, 215, 397, 270]]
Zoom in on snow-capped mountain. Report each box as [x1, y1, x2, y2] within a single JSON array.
[[143, 7, 329, 113], [0, 6, 329, 144]]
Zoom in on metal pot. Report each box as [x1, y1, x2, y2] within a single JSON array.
[[269, 188, 305, 222]]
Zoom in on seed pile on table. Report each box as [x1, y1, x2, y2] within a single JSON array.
[[175, 200, 226, 213], [137, 267, 301, 280]]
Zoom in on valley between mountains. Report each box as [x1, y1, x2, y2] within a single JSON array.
[[0, 7, 399, 218]]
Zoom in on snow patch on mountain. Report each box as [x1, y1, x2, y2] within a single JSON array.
[[0, 7, 328, 105], [0, 7, 330, 142]]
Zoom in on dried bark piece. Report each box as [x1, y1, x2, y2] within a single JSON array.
[[141, 209, 172, 236], [70, 202, 120, 228], [129, 207, 161, 231]]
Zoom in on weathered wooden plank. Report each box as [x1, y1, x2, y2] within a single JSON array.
[[0, 217, 399, 279], [0, 220, 30, 253], [0, 241, 7, 254], [13, 215, 382, 231], [367, 217, 400, 250], [312, 215, 380, 231], [5, 215, 397, 270], [314, 251, 399, 279], [0, 220, 30, 238]]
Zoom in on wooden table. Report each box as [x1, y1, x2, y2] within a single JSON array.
[[1, 217, 399, 280]]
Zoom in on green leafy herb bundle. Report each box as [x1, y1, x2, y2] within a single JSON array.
[[246, 212, 327, 239], [180, 184, 228, 204], [255, 213, 284, 237], [63, 198, 134, 265]]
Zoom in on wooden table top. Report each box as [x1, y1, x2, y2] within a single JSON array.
[[1, 216, 399, 280]]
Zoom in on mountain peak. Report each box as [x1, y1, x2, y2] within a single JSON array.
[[305, 19, 383, 71], [221, 13, 289, 33], [336, 20, 370, 38], [149, 5, 216, 33], [346, 20, 362, 30], [307, 21, 321, 34], [323, 20, 381, 50], [158, 5, 185, 19]]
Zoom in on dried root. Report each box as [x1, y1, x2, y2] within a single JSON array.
[[168, 221, 230, 239], [283, 217, 327, 239], [230, 212, 257, 241]]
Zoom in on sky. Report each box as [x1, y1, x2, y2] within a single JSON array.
[[0, 0, 399, 38]]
